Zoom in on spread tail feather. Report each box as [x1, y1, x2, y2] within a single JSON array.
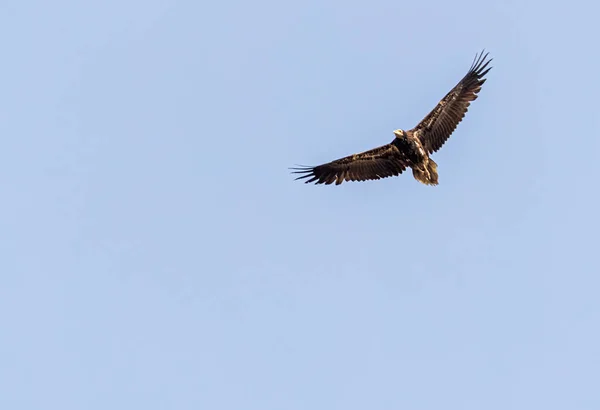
[[412, 159, 439, 186]]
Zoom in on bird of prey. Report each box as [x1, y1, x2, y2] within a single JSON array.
[[291, 50, 492, 186]]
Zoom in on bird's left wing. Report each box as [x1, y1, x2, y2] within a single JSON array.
[[291, 142, 409, 185], [412, 50, 492, 154]]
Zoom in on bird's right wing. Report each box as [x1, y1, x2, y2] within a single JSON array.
[[412, 50, 492, 154], [291, 143, 409, 185]]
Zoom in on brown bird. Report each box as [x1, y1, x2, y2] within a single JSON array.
[[291, 50, 492, 186]]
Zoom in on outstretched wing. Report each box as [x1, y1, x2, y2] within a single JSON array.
[[412, 50, 492, 154], [291, 143, 410, 185]]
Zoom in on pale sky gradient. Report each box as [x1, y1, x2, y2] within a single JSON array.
[[1, 0, 599, 409]]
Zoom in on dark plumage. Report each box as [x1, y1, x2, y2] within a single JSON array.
[[291, 50, 492, 186]]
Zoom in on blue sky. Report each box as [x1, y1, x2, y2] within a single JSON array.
[[1, 0, 599, 408]]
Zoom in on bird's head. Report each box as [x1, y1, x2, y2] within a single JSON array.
[[393, 129, 406, 139]]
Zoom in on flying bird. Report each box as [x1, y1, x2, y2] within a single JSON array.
[[291, 50, 492, 186]]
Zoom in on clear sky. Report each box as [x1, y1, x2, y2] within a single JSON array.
[[1, 0, 599, 409]]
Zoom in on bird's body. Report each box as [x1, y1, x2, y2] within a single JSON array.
[[392, 129, 438, 185], [291, 51, 492, 186]]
